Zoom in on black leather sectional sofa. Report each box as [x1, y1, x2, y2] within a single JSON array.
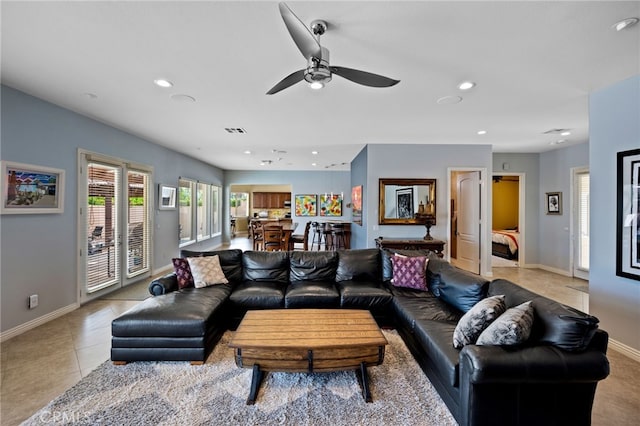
[[111, 248, 609, 426]]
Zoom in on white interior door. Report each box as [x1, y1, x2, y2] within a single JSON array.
[[455, 171, 481, 274]]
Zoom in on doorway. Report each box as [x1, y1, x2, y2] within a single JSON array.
[[571, 167, 589, 280], [491, 173, 525, 267], [78, 151, 152, 303], [449, 169, 488, 275]]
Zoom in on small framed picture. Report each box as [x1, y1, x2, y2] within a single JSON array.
[[546, 192, 562, 215], [616, 148, 640, 281], [158, 184, 177, 210], [1, 161, 65, 214]]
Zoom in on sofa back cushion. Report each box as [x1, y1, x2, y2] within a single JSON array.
[[488, 279, 599, 351], [381, 249, 437, 282], [336, 249, 381, 282], [242, 251, 289, 283], [427, 261, 489, 313], [180, 248, 243, 284], [289, 251, 338, 282]]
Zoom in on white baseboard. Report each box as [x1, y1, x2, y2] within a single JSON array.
[[1, 303, 79, 343], [609, 338, 640, 363]]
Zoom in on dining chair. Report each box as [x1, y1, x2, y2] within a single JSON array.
[[290, 221, 310, 250], [263, 224, 284, 251], [250, 220, 264, 251]]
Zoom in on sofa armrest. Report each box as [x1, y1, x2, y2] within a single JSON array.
[[148, 273, 179, 296], [459, 343, 610, 385]]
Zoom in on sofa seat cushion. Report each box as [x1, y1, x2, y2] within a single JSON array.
[[229, 281, 286, 309], [285, 281, 340, 308], [112, 285, 232, 338], [289, 251, 338, 281], [488, 279, 599, 351], [413, 319, 461, 388], [392, 287, 462, 331], [337, 280, 393, 309]]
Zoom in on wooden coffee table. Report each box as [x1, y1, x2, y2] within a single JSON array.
[[228, 309, 387, 404]]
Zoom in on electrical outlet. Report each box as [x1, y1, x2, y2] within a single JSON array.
[[28, 294, 38, 309]]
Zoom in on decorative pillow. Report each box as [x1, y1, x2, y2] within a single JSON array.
[[476, 301, 534, 346], [187, 255, 229, 288], [390, 255, 428, 290], [453, 295, 506, 348], [172, 258, 194, 289]]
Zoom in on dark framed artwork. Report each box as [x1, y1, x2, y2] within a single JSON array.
[[1, 161, 65, 214], [395, 188, 414, 219], [616, 148, 640, 281], [545, 192, 562, 215]]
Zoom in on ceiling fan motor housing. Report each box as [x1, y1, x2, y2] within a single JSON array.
[[304, 47, 332, 84]]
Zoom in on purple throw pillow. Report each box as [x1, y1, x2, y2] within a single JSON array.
[[172, 258, 194, 289], [390, 255, 428, 290]]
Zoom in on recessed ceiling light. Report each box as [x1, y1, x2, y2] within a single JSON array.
[[311, 151, 319, 155], [243, 150, 252, 155], [556, 139, 567, 144], [170, 94, 195, 103], [437, 95, 463, 105], [154, 78, 173, 88], [560, 131, 571, 136], [83, 92, 98, 100], [613, 17, 639, 31], [458, 81, 475, 90], [477, 130, 487, 135], [311, 163, 317, 166]]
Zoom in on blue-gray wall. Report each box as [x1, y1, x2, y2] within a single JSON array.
[[0, 85, 224, 332], [589, 75, 640, 351], [364, 144, 493, 265], [350, 146, 368, 248]]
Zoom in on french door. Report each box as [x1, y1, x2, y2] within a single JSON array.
[[572, 168, 589, 280], [78, 151, 152, 302]]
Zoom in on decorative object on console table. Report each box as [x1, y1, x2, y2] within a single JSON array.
[[375, 237, 445, 257], [415, 213, 435, 240], [616, 148, 640, 281]]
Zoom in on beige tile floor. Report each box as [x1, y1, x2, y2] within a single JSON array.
[[1, 239, 638, 425]]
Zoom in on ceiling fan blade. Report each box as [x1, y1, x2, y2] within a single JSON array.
[[266, 69, 306, 95], [279, 2, 322, 60], [331, 66, 400, 88]]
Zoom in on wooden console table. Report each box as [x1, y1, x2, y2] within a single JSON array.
[[375, 238, 446, 257]]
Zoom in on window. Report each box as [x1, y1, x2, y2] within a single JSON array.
[[231, 192, 249, 217], [179, 178, 222, 246], [179, 178, 194, 245]]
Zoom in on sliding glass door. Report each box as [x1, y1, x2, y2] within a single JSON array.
[[79, 152, 152, 302]]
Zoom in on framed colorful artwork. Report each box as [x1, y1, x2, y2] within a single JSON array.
[[295, 194, 317, 216], [616, 148, 640, 281], [1, 161, 65, 214], [352, 185, 363, 225], [320, 193, 342, 217]]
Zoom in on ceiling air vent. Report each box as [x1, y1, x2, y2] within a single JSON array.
[[225, 128, 246, 134]]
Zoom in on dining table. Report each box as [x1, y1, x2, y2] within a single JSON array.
[[250, 219, 298, 251]]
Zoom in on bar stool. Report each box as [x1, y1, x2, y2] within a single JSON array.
[[311, 222, 323, 251], [329, 223, 346, 251]]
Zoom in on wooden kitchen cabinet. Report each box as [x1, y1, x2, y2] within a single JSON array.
[[253, 192, 291, 209]]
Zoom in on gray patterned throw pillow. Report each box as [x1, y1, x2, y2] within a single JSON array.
[[452, 295, 506, 348], [476, 301, 534, 346]]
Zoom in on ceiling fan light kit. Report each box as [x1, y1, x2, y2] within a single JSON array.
[[267, 2, 399, 95]]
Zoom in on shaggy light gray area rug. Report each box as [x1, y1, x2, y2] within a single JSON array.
[[23, 330, 457, 426]]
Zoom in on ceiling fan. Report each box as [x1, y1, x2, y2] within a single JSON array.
[[267, 2, 400, 95]]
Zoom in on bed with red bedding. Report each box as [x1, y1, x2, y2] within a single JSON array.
[[492, 229, 519, 259]]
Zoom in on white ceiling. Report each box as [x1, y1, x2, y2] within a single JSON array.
[[2, 1, 639, 171]]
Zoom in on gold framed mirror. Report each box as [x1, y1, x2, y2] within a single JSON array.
[[378, 178, 436, 225]]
